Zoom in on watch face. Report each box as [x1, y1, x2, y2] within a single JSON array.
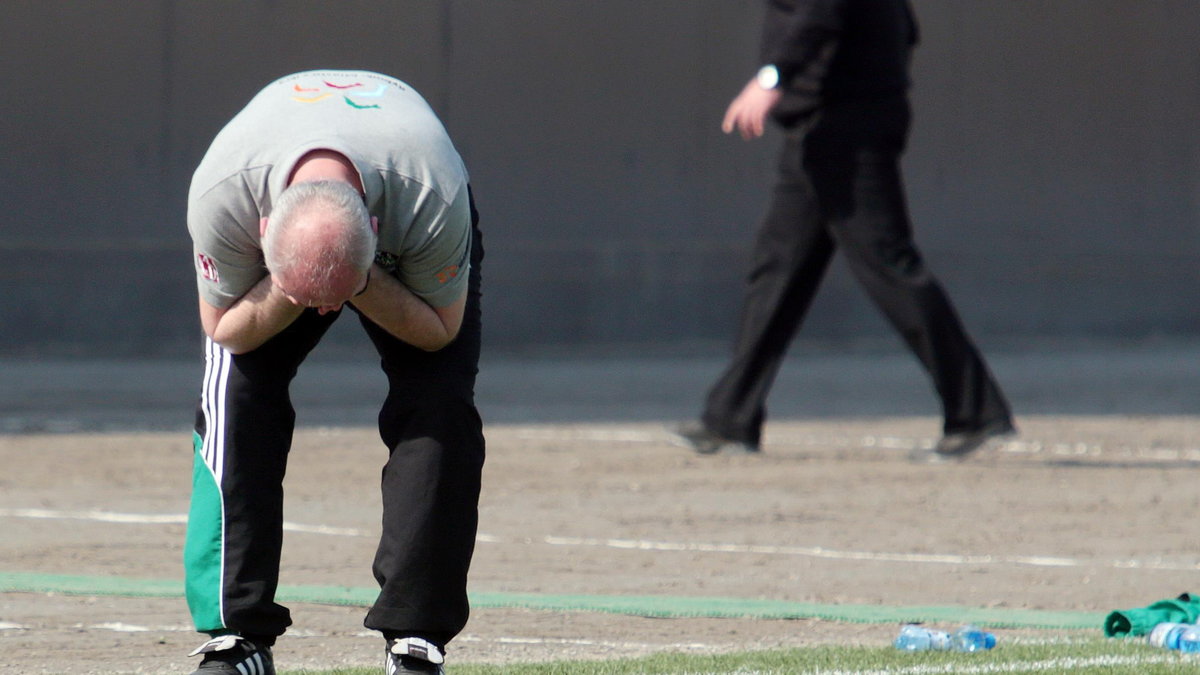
[[757, 65, 779, 89]]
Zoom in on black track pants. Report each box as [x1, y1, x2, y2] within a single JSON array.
[[184, 199, 485, 648]]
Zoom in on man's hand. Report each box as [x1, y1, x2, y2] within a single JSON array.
[[721, 78, 783, 140], [350, 264, 466, 351]]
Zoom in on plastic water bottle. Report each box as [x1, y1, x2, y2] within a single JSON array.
[[894, 624, 951, 651], [1148, 622, 1192, 650], [952, 624, 997, 652], [1178, 625, 1200, 653]]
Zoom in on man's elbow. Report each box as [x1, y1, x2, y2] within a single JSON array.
[[205, 326, 262, 355], [219, 340, 258, 356], [199, 301, 253, 353], [415, 329, 458, 352], [424, 298, 466, 351], [212, 337, 257, 355]]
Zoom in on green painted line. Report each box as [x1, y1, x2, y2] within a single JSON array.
[[0, 571, 1104, 630], [0, 572, 184, 599]]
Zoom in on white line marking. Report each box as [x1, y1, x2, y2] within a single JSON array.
[[540, 535, 1200, 571], [89, 622, 156, 632], [72, 624, 720, 654], [81, 623, 337, 636], [77, 621, 702, 656], [4, 509, 1196, 571], [455, 634, 716, 652], [0, 507, 491, 541], [792, 653, 1181, 675], [12, 621, 1187, 675], [281, 522, 372, 537], [0, 508, 188, 524], [543, 536, 1074, 568], [0, 508, 368, 536], [509, 427, 1200, 463], [512, 428, 670, 443]]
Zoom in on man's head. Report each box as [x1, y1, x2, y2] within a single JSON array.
[[262, 180, 375, 311]]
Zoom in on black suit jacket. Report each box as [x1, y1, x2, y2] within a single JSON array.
[[761, 0, 919, 127]]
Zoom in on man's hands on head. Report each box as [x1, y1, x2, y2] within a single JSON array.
[[198, 275, 304, 354], [200, 264, 465, 354], [200, 270, 353, 355]]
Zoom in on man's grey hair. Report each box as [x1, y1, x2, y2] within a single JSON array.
[[263, 180, 375, 293]]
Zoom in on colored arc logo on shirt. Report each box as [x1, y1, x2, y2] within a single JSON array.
[[291, 81, 385, 109]]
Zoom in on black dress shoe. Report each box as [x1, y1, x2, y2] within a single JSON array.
[[933, 419, 1016, 458], [670, 421, 760, 455]]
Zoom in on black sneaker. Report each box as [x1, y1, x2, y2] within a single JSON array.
[[385, 637, 445, 675], [188, 635, 274, 675], [670, 421, 760, 455]]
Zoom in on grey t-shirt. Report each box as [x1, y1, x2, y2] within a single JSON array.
[[188, 70, 471, 309]]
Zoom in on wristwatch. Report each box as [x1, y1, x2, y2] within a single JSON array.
[[756, 64, 780, 90]]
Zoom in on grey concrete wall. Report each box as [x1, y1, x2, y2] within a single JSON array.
[[1, 1, 1197, 357]]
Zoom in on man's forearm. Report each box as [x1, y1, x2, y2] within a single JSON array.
[[351, 265, 464, 351], [202, 277, 305, 354]]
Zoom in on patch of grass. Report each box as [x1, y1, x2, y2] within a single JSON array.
[[285, 637, 1200, 674]]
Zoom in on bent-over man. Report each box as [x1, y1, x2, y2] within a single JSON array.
[[184, 69, 484, 675]]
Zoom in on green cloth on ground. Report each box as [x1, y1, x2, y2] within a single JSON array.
[[1104, 593, 1200, 637]]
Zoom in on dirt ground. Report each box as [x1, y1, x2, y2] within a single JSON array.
[[3, 415, 1200, 674]]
